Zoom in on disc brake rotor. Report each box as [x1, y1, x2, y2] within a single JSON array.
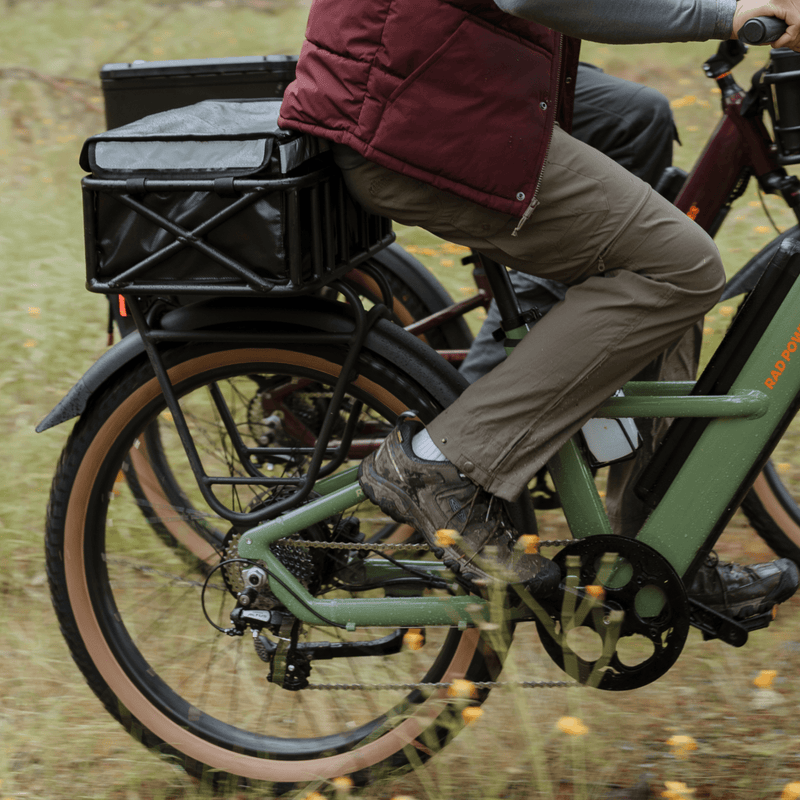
[[536, 535, 690, 691]]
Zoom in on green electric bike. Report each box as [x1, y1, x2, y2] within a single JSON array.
[[41, 20, 800, 792]]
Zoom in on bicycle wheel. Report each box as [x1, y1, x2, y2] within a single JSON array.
[[46, 341, 508, 789]]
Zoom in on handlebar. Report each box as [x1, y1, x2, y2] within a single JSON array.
[[739, 15, 788, 45]]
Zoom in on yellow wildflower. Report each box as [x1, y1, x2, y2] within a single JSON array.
[[585, 585, 605, 601], [447, 679, 476, 699], [556, 716, 589, 736], [331, 776, 354, 793], [718, 305, 735, 317], [781, 782, 800, 800], [435, 528, 460, 547], [518, 534, 539, 554], [403, 629, 424, 651], [662, 781, 695, 799], [462, 706, 484, 725], [753, 669, 777, 689], [666, 734, 698, 759]]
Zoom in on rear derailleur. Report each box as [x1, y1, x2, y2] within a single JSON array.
[[227, 564, 413, 692], [226, 567, 312, 690]]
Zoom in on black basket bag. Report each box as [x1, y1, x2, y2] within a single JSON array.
[[80, 98, 393, 296]]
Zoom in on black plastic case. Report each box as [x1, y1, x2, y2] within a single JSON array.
[[100, 55, 298, 128]]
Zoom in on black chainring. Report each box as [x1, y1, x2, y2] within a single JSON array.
[[535, 535, 690, 691]]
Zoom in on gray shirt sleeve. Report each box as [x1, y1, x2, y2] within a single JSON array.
[[493, 0, 737, 44]]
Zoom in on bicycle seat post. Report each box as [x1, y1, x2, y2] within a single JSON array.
[[474, 253, 535, 345]]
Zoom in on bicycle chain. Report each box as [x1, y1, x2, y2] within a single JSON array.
[[279, 538, 574, 551], [303, 680, 579, 691], [277, 536, 578, 692]]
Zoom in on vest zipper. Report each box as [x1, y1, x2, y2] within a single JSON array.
[[511, 196, 540, 237], [512, 33, 564, 238]]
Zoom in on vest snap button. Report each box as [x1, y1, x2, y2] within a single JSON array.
[[516, 191, 526, 201], [540, 101, 548, 110]]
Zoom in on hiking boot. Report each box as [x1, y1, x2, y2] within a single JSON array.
[[358, 419, 561, 596], [687, 552, 799, 619]]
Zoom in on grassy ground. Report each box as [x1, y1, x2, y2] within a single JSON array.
[[1, 2, 800, 798]]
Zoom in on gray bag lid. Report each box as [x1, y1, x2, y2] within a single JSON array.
[[80, 98, 328, 178]]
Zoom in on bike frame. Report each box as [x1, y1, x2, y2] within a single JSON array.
[[236, 43, 800, 632]]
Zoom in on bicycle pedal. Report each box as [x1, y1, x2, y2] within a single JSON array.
[[689, 598, 750, 647], [736, 607, 776, 633]]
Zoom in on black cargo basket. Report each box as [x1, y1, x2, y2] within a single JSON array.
[[81, 98, 393, 296]]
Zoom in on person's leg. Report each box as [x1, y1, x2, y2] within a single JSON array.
[[459, 67, 688, 532], [415, 127, 724, 500], [572, 63, 677, 189], [343, 127, 725, 490], [344, 127, 722, 586]]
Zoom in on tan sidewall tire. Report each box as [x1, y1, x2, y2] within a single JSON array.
[[61, 347, 487, 783]]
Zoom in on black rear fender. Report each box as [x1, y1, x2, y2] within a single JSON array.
[[36, 297, 467, 432]]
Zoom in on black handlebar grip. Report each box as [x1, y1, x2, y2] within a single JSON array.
[[739, 16, 788, 45]]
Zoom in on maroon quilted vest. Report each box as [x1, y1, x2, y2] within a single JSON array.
[[279, 0, 580, 217]]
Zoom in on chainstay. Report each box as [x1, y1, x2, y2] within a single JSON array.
[[111, 537, 577, 691]]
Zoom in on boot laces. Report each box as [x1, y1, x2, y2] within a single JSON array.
[[444, 489, 517, 569]]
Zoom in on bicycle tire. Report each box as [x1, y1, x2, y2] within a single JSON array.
[[741, 466, 800, 563], [45, 340, 508, 789]]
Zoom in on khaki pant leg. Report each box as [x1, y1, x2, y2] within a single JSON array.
[[341, 127, 725, 502]]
